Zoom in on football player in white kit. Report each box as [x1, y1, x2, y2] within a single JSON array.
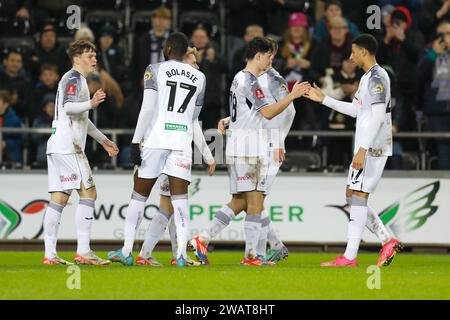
[[135, 47, 214, 267], [305, 34, 402, 267], [42, 40, 119, 265], [189, 39, 295, 265], [192, 37, 308, 266], [108, 33, 207, 267]]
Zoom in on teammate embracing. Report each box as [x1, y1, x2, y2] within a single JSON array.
[[190, 37, 308, 266], [304, 34, 402, 267], [43, 40, 119, 265], [108, 33, 207, 267], [190, 38, 295, 264]]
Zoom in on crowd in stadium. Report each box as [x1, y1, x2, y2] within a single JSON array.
[[0, 0, 449, 170]]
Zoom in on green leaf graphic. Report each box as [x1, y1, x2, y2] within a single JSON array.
[[0, 200, 22, 239]]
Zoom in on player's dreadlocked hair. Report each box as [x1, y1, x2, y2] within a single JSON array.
[[245, 37, 272, 60], [352, 34, 378, 55]]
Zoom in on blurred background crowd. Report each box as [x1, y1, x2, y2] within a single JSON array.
[[0, 0, 449, 171]]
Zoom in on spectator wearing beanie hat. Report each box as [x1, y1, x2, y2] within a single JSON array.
[[31, 24, 68, 80], [278, 12, 320, 130], [378, 6, 425, 131], [96, 24, 126, 83], [278, 12, 315, 87]]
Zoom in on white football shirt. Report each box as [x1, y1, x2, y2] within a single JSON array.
[[353, 64, 392, 156], [226, 70, 271, 157], [46, 69, 91, 154], [141, 60, 206, 154], [259, 68, 296, 151]]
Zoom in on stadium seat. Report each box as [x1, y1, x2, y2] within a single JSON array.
[[85, 11, 126, 37], [0, 17, 33, 37], [84, 0, 126, 10], [401, 152, 420, 170], [0, 37, 35, 51], [282, 151, 322, 172], [131, 11, 154, 35], [179, 11, 220, 39], [427, 156, 439, 170], [131, 0, 173, 11]]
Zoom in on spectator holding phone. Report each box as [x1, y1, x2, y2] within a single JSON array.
[[417, 20, 450, 169]]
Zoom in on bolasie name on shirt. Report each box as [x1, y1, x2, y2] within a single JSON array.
[[165, 68, 198, 83]]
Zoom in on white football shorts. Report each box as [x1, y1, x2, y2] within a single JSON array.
[[137, 148, 192, 182], [227, 156, 269, 194], [47, 153, 95, 193], [347, 155, 388, 193]]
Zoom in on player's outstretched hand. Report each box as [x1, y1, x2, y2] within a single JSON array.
[[207, 159, 216, 176], [217, 117, 230, 135], [130, 143, 142, 166], [90, 89, 106, 108], [289, 81, 311, 99], [304, 83, 325, 103], [351, 147, 367, 170], [102, 139, 119, 157]]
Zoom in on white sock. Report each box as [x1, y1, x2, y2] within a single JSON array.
[[256, 209, 270, 258], [122, 191, 147, 257], [43, 202, 64, 259], [366, 206, 392, 244], [168, 215, 177, 258], [244, 214, 261, 259], [200, 205, 235, 245], [344, 195, 368, 260], [171, 194, 190, 260], [76, 198, 95, 255], [267, 220, 282, 250], [140, 209, 170, 259]]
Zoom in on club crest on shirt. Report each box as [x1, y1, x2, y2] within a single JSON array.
[[144, 71, 153, 81], [280, 83, 289, 93], [66, 84, 77, 95], [371, 83, 384, 95], [254, 88, 265, 99]]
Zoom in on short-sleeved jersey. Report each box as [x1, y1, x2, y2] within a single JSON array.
[[141, 60, 206, 155], [353, 64, 392, 156], [258, 68, 296, 150], [46, 69, 90, 154], [226, 70, 271, 157]]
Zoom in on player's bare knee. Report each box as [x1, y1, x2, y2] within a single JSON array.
[[168, 176, 189, 195], [50, 192, 69, 206], [78, 186, 97, 200]]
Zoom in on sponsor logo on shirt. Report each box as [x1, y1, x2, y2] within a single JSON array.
[[254, 88, 265, 99], [60, 174, 79, 183], [66, 84, 77, 96], [237, 175, 251, 181], [165, 123, 188, 132]]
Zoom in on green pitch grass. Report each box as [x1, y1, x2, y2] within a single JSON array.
[[0, 251, 449, 300]]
